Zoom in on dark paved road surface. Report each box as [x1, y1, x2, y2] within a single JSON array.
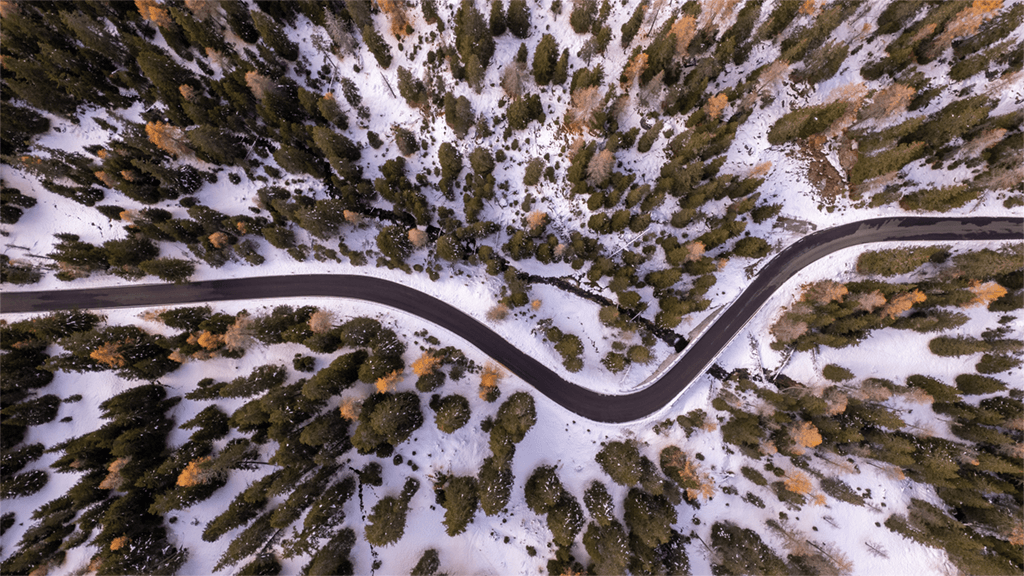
[[3, 217, 1021, 422]]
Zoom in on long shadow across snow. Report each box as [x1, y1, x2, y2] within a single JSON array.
[[3, 216, 1021, 422]]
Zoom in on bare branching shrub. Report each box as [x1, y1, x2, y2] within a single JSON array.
[[184, 0, 217, 20], [205, 47, 229, 69], [245, 71, 276, 100], [408, 228, 428, 248], [802, 280, 848, 305], [860, 84, 915, 120], [853, 290, 886, 312], [772, 312, 808, 344], [748, 161, 773, 179], [502, 62, 529, 100], [586, 149, 614, 186], [568, 86, 603, 131], [526, 210, 548, 230], [486, 303, 509, 322], [308, 309, 335, 334], [224, 314, 253, 350]]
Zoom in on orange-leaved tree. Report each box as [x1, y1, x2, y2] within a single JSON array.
[[412, 352, 441, 376], [375, 370, 403, 393]]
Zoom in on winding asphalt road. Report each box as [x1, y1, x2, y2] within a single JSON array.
[[3, 216, 1021, 422]]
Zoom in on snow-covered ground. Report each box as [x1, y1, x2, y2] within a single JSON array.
[[3, 1, 1022, 574]]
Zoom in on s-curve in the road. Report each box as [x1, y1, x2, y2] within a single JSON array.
[[3, 217, 1021, 422]]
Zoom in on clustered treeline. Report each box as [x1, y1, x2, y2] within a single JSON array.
[[1, 304, 545, 574], [771, 244, 1023, 357], [4, 0, 1018, 372], [0, 2, 796, 359], [695, 347, 1023, 576]]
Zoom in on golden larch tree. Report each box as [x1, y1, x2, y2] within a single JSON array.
[[526, 210, 548, 230], [621, 53, 648, 90], [177, 456, 216, 487], [375, 370, 403, 393], [966, 280, 1007, 307], [933, 0, 1003, 54], [196, 331, 224, 350], [799, 0, 821, 16], [98, 457, 131, 491], [135, 0, 171, 27], [479, 361, 505, 399], [783, 469, 814, 495], [706, 93, 729, 119], [208, 231, 230, 249], [684, 241, 705, 263], [377, 0, 411, 37], [146, 121, 191, 157], [94, 170, 115, 187], [343, 210, 364, 225], [339, 397, 362, 421], [412, 353, 441, 376], [792, 421, 823, 450], [677, 456, 716, 501], [669, 15, 697, 57], [531, 299, 543, 310], [880, 289, 926, 318], [110, 535, 130, 551], [178, 84, 196, 102], [91, 342, 126, 368]]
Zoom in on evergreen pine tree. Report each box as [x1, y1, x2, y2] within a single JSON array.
[[440, 476, 478, 536], [250, 9, 299, 61], [363, 25, 393, 68], [507, 0, 531, 38]]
